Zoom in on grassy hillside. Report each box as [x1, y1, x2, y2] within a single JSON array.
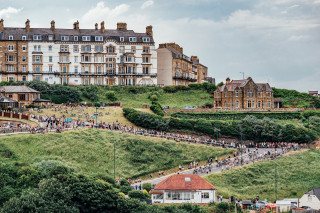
[[204, 149, 320, 201], [0, 129, 232, 178], [273, 88, 320, 108]]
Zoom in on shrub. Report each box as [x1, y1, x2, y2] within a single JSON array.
[[150, 94, 158, 101], [150, 101, 164, 116], [142, 183, 152, 192], [128, 190, 145, 199], [105, 91, 117, 102]]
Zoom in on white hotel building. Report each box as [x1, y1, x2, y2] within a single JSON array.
[[0, 19, 157, 86]]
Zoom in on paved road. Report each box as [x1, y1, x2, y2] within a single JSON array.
[[132, 148, 284, 186]]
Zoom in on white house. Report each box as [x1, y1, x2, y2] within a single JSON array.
[[299, 188, 320, 210], [150, 174, 216, 204]]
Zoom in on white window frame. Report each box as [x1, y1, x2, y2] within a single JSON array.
[[95, 36, 103, 41], [22, 45, 27, 52], [8, 45, 14, 51], [74, 36, 78, 41], [9, 35, 13, 40], [48, 35, 53, 41], [235, 90, 239, 97], [120, 37, 124, 42], [22, 65, 26, 72], [82, 36, 90, 41], [49, 56, 53, 62], [33, 35, 42, 40], [129, 37, 136, 42], [61, 36, 69, 41], [48, 46, 53, 51], [22, 36, 27, 40], [49, 65, 53, 72]]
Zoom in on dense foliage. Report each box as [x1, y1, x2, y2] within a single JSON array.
[[205, 150, 320, 201], [273, 88, 320, 108], [123, 109, 317, 143], [150, 101, 165, 116], [172, 112, 303, 120]]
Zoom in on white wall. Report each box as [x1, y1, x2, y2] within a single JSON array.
[[299, 194, 320, 210], [152, 190, 215, 204]]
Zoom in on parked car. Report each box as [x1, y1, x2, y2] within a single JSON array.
[[184, 106, 195, 109], [256, 200, 268, 210], [301, 206, 313, 210], [163, 106, 170, 109]]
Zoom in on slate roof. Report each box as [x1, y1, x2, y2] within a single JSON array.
[[0, 86, 39, 93], [0, 27, 154, 43], [305, 188, 320, 200], [0, 95, 18, 103], [153, 174, 216, 190], [33, 98, 51, 102], [218, 78, 273, 92]]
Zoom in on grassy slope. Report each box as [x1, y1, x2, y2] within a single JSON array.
[[204, 149, 320, 201], [0, 129, 233, 179], [96, 90, 212, 109]]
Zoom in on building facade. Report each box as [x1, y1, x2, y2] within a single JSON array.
[[150, 174, 216, 204], [214, 77, 275, 109], [0, 85, 41, 107], [0, 19, 157, 86], [157, 43, 207, 86], [299, 188, 320, 210]]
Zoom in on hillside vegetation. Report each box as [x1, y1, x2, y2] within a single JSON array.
[[205, 149, 320, 201], [0, 129, 232, 179], [273, 88, 320, 108]]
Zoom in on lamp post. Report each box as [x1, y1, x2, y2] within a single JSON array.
[[240, 72, 244, 79], [114, 142, 116, 180], [95, 106, 98, 128], [275, 164, 277, 201]]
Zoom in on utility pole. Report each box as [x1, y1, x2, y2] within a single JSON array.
[[241, 132, 243, 166], [240, 72, 244, 79], [308, 116, 310, 146], [114, 142, 116, 180], [95, 106, 98, 128], [275, 164, 277, 202]]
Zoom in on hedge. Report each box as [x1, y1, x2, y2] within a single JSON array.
[[123, 108, 317, 143]]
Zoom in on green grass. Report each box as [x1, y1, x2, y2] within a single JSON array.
[[0, 129, 233, 179], [204, 149, 320, 201]]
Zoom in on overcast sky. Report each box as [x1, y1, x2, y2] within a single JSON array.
[[0, 0, 319, 92]]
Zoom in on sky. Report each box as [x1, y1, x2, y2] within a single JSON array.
[[0, 0, 319, 92]]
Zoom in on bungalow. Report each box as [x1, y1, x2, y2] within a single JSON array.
[[299, 188, 320, 210], [150, 174, 216, 204]]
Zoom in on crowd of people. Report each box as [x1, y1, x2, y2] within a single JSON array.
[[0, 121, 31, 133]]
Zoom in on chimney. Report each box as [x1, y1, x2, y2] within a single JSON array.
[[25, 19, 31, 32], [117, 22, 127, 31], [51, 20, 55, 33], [0, 19, 5, 32], [95, 23, 98, 30], [226, 77, 230, 85], [191, 56, 199, 63], [146, 25, 153, 37], [73, 20, 79, 32], [100, 21, 105, 33]]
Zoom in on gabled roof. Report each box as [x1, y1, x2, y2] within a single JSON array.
[[217, 77, 273, 92], [0, 86, 39, 93], [154, 174, 216, 190], [305, 188, 320, 200]]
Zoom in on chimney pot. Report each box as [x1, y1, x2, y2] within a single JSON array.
[[95, 23, 98, 30], [25, 19, 31, 32], [100, 21, 105, 33], [0, 19, 5, 32], [73, 20, 79, 32], [226, 77, 231, 85], [51, 20, 55, 33]]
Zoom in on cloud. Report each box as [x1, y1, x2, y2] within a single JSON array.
[[289, 35, 310, 40], [141, 0, 154, 9], [74, 2, 130, 28], [0, 7, 23, 18]]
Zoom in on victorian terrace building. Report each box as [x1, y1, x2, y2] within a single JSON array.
[[0, 19, 157, 86], [214, 77, 275, 109], [157, 43, 207, 86]]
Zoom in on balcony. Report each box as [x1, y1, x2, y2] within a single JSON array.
[[58, 61, 71, 64], [32, 51, 43, 54]]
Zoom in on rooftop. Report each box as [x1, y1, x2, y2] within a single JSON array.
[[0, 86, 39, 93], [153, 174, 216, 190]]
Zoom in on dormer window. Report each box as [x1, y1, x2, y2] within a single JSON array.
[[22, 36, 27, 40], [82, 36, 90, 41], [95, 36, 103, 41], [33, 35, 42, 40], [120, 37, 124, 42], [9, 35, 13, 40], [74, 36, 78, 41], [48, 35, 53, 41], [129, 37, 136, 42], [143, 37, 150, 42], [61, 36, 69, 41], [235, 90, 239, 97]]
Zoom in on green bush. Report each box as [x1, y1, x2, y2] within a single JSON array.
[[150, 94, 158, 101], [105, 91, 117, 102], [142, 183, 152, 192], [150, 101, 164, 116], [128, 190, 146, 199]]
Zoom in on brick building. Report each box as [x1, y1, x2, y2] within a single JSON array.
[[157, 43, 207, 86], [0, 85, 41, 107], [214, 77, 276, 109], [0, 19, 157, 86]]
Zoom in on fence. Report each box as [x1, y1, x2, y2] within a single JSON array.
[[0, 111, 30, 120]]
